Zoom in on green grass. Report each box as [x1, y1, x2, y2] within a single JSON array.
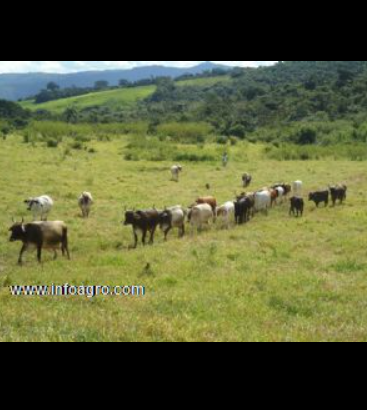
[[176, 75, 231, 87], [1, 136, 367, 341], [21, 85, 156, 113]]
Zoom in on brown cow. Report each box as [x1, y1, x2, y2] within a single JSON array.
[[196, 197, 217, 213], [9, 220, 70, 265]]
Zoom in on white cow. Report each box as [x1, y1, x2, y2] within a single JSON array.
[[293, 181, 303, 197], [275, 186, 285, 205], [171, 165, 183, 182], [188, 204, 214, 233], [24, 195, 54, 221], [254, 190, 271, 214], [78, 192, 94, 218], [160, 205, 187, 239], [217, 201, 235, 229]]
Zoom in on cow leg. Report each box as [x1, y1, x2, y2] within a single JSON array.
[[149, 227, 157, 245], [180, 224, 185, 238], [142, 229, 147, 246], [131, 229, 138, 248], [37, 244, 43, 264], [164, 227, 171, 241], [61, 228, 71, 259], [18, 244, 28, 265]]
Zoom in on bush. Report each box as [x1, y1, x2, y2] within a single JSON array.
[[264, 143, 367, 161], [71, 141, 84, 150], [228, 124, 246, 139], [156, 122, 213, 144], [216, 136, 228, 145], [46, 139, 59, 148]]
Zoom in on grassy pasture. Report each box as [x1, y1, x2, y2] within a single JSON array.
[[0, 135, 367, 342]]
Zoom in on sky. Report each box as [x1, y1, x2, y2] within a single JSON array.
[[0, 61, 277, 74]]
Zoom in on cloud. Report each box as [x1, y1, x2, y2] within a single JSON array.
[[0, 61, 278, 74]]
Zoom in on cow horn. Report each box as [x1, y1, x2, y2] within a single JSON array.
[[21, 217, 24, 224]]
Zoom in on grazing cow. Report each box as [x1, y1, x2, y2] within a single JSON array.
[[242, 173, 252, 188], [78, 192, 94, 218], [171, 165, 183, 182], [330, 185, 347, 206], [234, 197, 252, 225], [188, 204, 214, 233], [273, 183, 292, 198], [159, 206, 187, 240], [254, 190, 271, 214], [275, 186, 285, 205], [124, 209, 162, 249], [195, 197, 217, 215], [9, 220, 70, 265], [24, 195, 54, 221], [217, 202, 235, 228], [293, 181, 303, 197], [290, 197, 304, 217], [309, 191, 329, 207]]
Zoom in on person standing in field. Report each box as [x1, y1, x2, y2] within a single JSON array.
[[222, 152, 229, 168]]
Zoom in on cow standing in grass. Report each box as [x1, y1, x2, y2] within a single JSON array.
[[254, 190, 271, 214], [9, 220, 70, 265], [171, 165, 183, 182], [309, 191, 329, 207], [290, 197, 304, 217], [124, 209, 162, 249], [217, 202, 235, 228], [160, 206, 187, 240], [330, 185, 347, 206], [188, 204, 214, 233], [24, 195, 54, 221], [78, 192, 94, 218], [242, 173, 252, 188]]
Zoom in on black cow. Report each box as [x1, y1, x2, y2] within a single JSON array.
[[330, 185, 347, 206], [234, 196, 253, 225], [309, 191, 329, 207], [124, 209, 163, 249], [290, 197, 304, 217], [9, 220, 70, 265], [242, 174, 252, 188]]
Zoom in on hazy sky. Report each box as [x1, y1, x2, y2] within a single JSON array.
[[0, 61, 277, 74]]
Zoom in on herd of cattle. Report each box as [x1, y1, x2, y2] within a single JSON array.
[[7, 170, 348, 265]]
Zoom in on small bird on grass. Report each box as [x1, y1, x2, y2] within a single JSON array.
[[141, 263, 154, 277]]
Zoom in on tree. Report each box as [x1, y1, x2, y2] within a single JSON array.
[[47, 82, 60, 92], [295, 127, 317, 145], [119, 79, 130, 87], [94, 81, 109, 90]]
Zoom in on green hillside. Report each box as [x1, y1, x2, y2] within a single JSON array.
[[20, 76, 231, 114], [21, 85, 157, 114]]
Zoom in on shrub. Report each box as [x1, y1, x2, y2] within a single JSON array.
[[46, 139, 59, 148]]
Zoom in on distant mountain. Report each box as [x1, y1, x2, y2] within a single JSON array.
[[0, 62, 231, 101]]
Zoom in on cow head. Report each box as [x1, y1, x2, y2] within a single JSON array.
[[24, 198, 39, 211], [124, 211, 138, 226], [9, 219, 26, 242], [308, 193, 315, 201]]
